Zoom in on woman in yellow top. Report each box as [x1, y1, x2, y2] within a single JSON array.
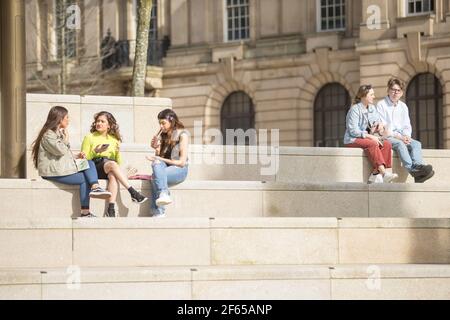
[[81, 111, 147, 217]]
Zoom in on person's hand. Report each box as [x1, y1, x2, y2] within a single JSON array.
[[77, 152, 86, 159], [368, 134, 383, 146], [150, 136, 161, 150], [94, 144, 108, 153], [403, 136, 411, 145], [60, 128, 69, 143]]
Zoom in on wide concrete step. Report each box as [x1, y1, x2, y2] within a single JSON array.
[[2, 179, 450, 218], [1, 264, 449, 300], [0, 218, 448, 268], [25, 145, 450, 184]]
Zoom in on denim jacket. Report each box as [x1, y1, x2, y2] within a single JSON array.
[[343, 103, 382, 145]]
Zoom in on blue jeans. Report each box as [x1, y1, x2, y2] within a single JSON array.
[[43, 160, 99, 209], [150, 161, 188, 215], [387, 137, 424, 172]]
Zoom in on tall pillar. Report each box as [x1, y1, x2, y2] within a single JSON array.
[[0, 0, 26, 178]]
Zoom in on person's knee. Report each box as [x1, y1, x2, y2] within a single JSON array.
[[411, 139, 422, 149], [105, 161, 118, 171]]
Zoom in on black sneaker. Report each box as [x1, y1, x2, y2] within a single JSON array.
[[410, 164, 433, 178], [105, 206, 116, 217], [414, 170, 435, 183], [129, 187, 148, 204], [89, 187, 112, 199], [80, 212, 96, 218]]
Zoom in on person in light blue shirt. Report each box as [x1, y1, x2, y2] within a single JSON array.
[[344, 84, 397, 184], [376, 78, 434, 183]]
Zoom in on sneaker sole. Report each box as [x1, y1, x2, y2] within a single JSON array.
[[415, 170, 435, 183], [156, 199, 172, 206], [383, 174, 398, 183], [89, 192, 112, 199], [132, 197, 148, 204], [152, 213, 166, 218]]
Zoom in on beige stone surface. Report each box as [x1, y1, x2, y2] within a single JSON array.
[[73, 228, 211, 266], [338, 229, 450, 264], [27, 102, 82, 147], [263, 191, 369, 217], [369, 191, 450, 218], [193, 279, 331, 300], [211, 228, 338, 265], [0, 285, 42, 300], [168, 189, 264, 218], [42, 282, 191, 300], [331, 278, 450, 300], [0, 230, 72, 268]]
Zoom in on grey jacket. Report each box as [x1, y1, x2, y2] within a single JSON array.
[[38, 130, 78, 177]]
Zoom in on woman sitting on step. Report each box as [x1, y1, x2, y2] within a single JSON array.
[[343, 85, 398, 184], [31, 106, 111, 218], [81, 111, 147, 217], [147, 109, 189, 217]]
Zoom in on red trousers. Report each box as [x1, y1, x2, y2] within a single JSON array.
[[346, 138, 392, 170]]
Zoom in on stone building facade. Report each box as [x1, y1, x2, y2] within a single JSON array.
[[25, 0, 450, 148]]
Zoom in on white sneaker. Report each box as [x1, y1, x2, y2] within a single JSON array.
[[152, 211, 166, 218], [368, 173, 383, 184], [156, 193, 172, 206], [382, 172, 398, 183]]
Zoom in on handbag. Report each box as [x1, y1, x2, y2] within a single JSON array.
[[75, 158, 90, 172]]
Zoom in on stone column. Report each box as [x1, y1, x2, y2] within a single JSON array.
[[170, 0, 189, 46], [0, 0, 26, 178]]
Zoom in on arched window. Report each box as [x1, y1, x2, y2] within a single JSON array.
[[406, 73, 443, 149], [221, 91, 255, 145], [314, 83, 351, 147]]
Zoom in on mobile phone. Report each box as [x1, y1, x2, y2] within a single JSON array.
[[101, 144, 110, 148]]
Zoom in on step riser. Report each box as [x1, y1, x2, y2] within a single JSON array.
[[1, 278, 449, 300], [1, 185, 450, 218], [1, 225, 448, 268], [25, 149, 449, 184]]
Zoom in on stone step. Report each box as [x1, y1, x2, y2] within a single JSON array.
[[2, 179, 450, 218], [25, 145, 450, 184], [0, 218, 448, 269], [1, 264, 449, 299]]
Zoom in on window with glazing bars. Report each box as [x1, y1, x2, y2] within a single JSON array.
[[406, 73, 443, 149], [319, 0, 346, 31], [407, 0, 435, 14], [221, 91, 255, 145], [226, 0, 250, 41], [314, 83, 351, 147]]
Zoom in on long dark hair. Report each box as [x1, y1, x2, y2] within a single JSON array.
[[158, 109, 185, 158], [90, 111, 122, 142], [31, 106, 68, 169]]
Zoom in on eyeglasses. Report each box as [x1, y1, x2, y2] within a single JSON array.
[[361, 84, 373, 90], [390, 88, 402, 93]]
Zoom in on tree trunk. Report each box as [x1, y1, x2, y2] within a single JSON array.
[[131, 0, 152, 97]]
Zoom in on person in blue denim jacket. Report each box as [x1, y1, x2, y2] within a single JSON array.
[[344, 85, 398, 184]]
